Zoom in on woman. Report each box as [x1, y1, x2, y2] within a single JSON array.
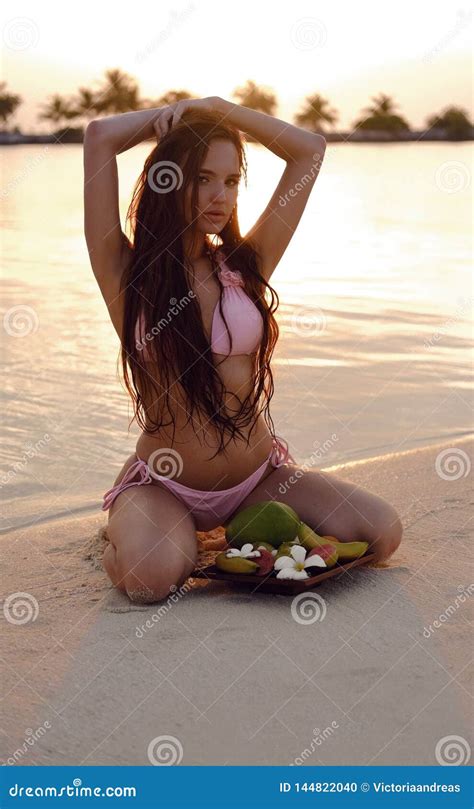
[[83, 95, 402, 603]]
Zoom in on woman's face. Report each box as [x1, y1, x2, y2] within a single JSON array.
[[184, 138, 240, 233]]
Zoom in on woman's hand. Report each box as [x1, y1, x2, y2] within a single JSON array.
[[152, 96, 221, 141]]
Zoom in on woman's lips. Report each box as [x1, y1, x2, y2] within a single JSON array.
[[205, 212, 226, 219]]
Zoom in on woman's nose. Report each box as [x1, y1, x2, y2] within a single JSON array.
[[212, 186, 227, 200]]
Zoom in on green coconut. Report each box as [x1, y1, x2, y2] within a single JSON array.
[[225, 500, 301, 549]]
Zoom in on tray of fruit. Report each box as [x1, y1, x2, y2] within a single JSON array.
[[192, 501, 375, 595]]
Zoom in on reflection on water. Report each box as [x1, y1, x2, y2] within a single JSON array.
[[1, 142, 472, 529]]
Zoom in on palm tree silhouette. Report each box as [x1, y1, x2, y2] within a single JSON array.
[[353, 92, 410, 133], [0, 82, 22, 129], [71, 87, 102, 123], [94, 68, 141, 114], [232, 80, 277, 115], [37, 94, 77, 129], [426, 105, 473, 140], [140, 89, 195, 109], [294, 93, 338, 133]]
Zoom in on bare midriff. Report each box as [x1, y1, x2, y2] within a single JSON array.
[[135, 350, 275, 491]]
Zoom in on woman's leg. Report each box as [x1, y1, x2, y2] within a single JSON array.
[[103, 456, 198, 602], [232, 463, 403, 562]]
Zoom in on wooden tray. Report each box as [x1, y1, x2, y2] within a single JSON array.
[[191, 552, 376, 595]]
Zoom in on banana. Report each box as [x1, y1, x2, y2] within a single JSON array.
[[329, 541, 369, 561], [215, 553, 259, 574], [297, 523, 369, 560]]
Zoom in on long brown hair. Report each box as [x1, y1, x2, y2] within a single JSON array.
[[119, 108, 281, 459]]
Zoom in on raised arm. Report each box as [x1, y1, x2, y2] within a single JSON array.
[[83, 108, 162, 335], [212, 97, 326, 280]]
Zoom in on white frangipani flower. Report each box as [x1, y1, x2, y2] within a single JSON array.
[[274, 544, 327, 580], [225, 543, 261, 559]]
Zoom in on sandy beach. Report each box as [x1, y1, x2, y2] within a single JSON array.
[[1, 435, 472, 767]]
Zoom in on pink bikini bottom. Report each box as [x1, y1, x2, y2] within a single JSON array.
[[101, 434, 296, 532]]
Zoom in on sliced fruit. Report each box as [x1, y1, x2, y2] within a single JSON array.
[[307, 544, 338, 568], [215, 553, 259, 574], [225, 501, 301, 549], [253, 548, 275, 577]]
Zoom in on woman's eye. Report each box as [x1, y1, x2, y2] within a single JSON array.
[[198, 177, 239, 186]]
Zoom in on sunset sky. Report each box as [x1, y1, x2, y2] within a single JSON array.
[[2, 0, 472, 133]]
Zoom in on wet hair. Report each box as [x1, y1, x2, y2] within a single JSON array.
[[118, 107, 281, 459]]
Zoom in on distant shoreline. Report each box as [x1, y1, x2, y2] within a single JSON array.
[[1, 128, 473, 145]]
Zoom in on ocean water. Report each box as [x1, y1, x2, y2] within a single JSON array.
[[1, 141, 472, 532]]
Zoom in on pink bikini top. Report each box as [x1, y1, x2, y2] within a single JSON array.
[[135, 249, 264, 359]]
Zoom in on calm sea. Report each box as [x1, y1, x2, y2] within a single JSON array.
[[1, 142, 472, 531]]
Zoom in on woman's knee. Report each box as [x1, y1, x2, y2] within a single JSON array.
[[104, 487, 198, 602], [121, 546, 197, 603], [370, 502, 403, 561]]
